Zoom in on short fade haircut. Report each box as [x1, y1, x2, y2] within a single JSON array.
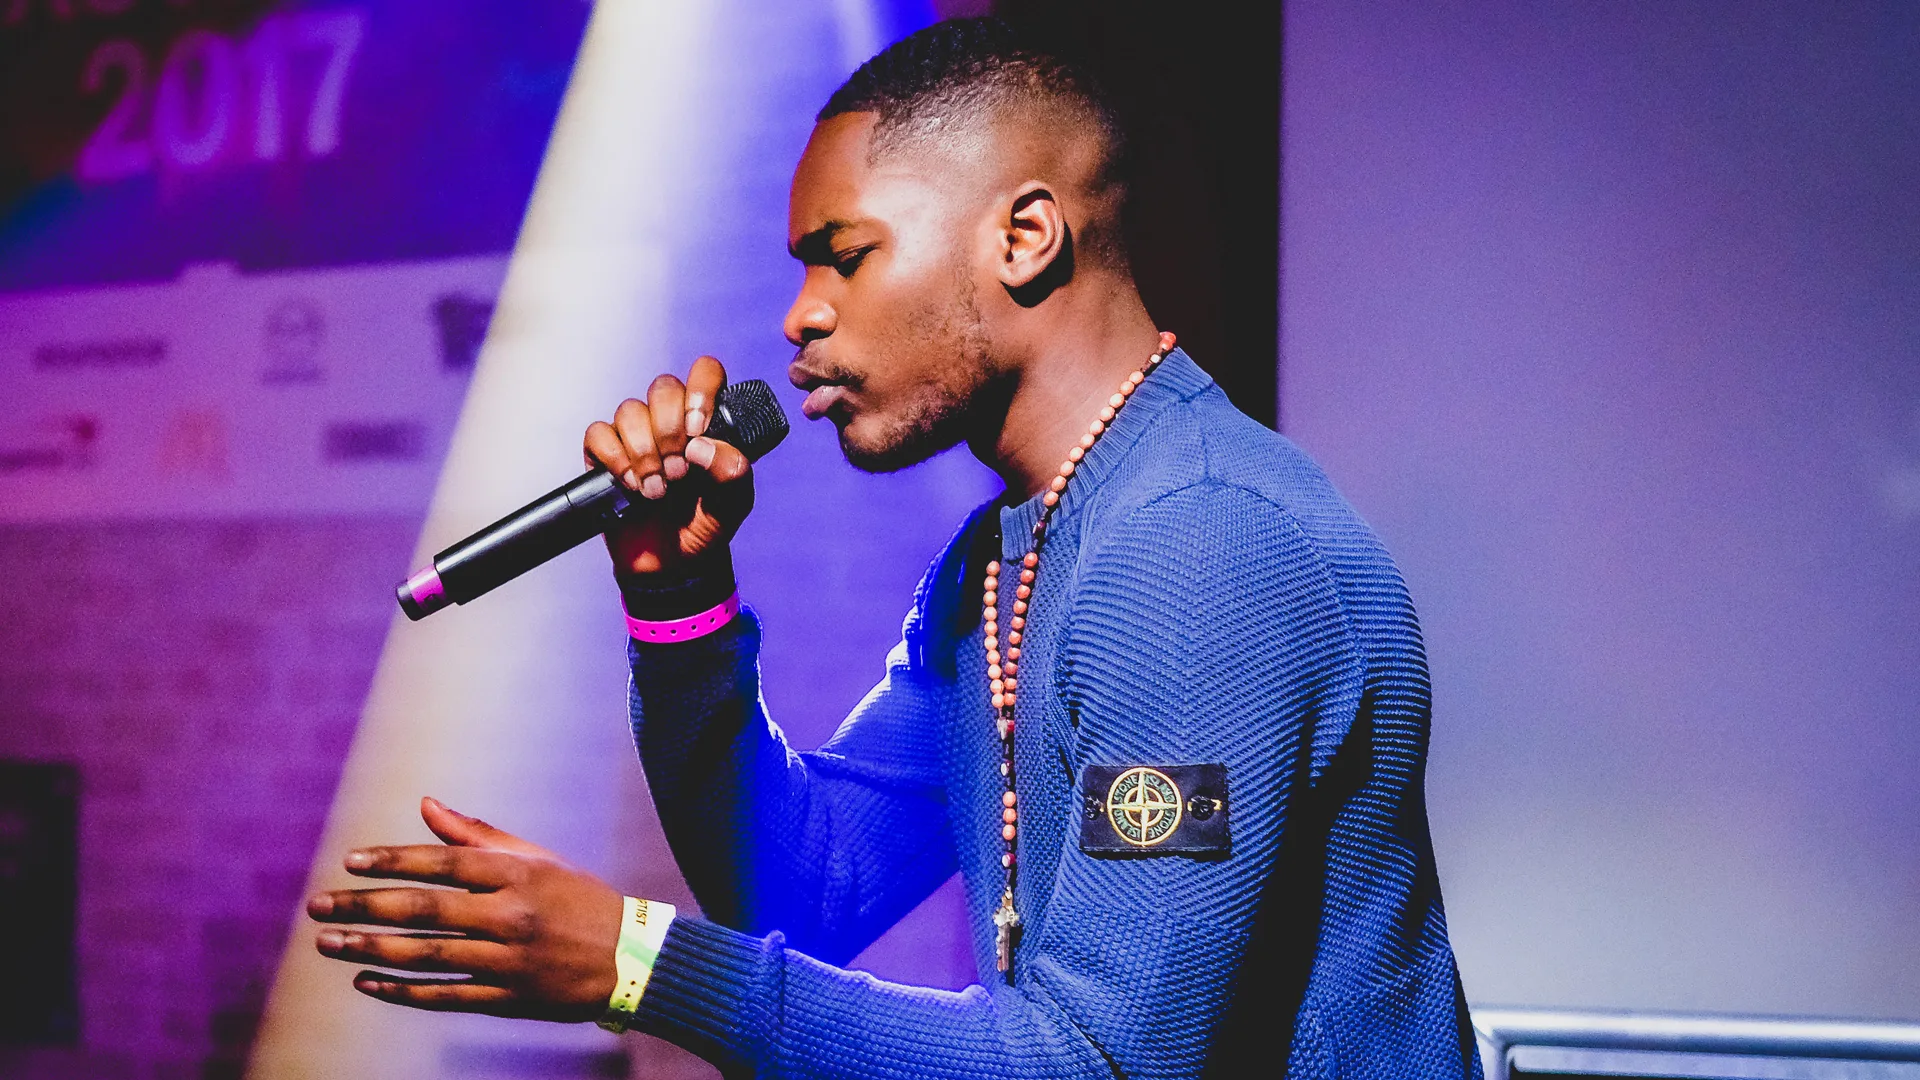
[[819, 17, 1132, 266]]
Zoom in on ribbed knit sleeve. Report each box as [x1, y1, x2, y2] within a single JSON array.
[[626, 482, 1359, 1079], [628, 609, 958, 964]]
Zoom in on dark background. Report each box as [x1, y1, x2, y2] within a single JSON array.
[[991, 0, 1283, 426], [0, 762, 78, 1045]]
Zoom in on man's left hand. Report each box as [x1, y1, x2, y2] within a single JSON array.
[[307, 796, 625, 1022]]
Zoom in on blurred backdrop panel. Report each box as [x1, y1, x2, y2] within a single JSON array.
[[0, 3, 592, 1077], [0, 0, 592, 521], [1285, 0, 1920, 1021], [0, 0, 584, 286]]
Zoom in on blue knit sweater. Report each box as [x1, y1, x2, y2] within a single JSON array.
[[625, 350, 1479, 1079]]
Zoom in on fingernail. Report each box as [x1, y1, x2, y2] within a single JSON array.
[[686, 408, 708, 437], [307, 893, 334, 916], [316, 930, 345, 953], [622, 469, 641, 490], [686, 438, 715, 468], [663, 455, 687, 480], [345, 850, 372, 870], [641, 474, 666, 500]]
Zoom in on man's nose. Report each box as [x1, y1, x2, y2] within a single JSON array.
[[783, 288, 834, 347]]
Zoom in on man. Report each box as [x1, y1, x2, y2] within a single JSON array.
[[308, 19, 1480, 1078]]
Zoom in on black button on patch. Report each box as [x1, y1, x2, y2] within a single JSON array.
[[1187, 793, 1217, 820]]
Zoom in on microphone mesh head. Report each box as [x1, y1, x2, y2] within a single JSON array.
[[712, 379, 790, 461]]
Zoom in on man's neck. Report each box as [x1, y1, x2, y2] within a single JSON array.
[[973, 285, 1163, 498]]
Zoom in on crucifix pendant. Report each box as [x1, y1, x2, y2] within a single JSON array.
[[993, 889, 1020, 972]]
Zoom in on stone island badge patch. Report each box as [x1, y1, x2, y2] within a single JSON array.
[[1078, 763, 1230, 854]]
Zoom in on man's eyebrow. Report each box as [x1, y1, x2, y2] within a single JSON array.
[[788, 220, 857, 263]]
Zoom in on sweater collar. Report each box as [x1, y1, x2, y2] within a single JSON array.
[[997, 347, 1212, 561]]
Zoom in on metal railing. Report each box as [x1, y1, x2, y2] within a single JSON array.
[[1473, 1007, 1920, 1080]]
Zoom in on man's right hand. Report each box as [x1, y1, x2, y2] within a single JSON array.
[[583, 355, 754, 582]]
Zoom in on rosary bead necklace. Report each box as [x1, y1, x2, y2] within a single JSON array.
[[984, 330, 1176, 975]]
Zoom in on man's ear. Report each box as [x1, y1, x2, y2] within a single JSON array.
[[998, 181, 1069, 292]]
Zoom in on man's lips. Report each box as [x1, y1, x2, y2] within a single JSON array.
[[801, 384, 849, 420], [790, 361, 855, 421]]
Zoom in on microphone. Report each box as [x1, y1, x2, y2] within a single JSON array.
[[396, 379, 789, 620]]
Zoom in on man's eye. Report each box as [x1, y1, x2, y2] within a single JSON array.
[[833, 248, 870, 277]]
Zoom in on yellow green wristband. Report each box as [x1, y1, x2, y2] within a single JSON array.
[[596, 896, 676, 1033]]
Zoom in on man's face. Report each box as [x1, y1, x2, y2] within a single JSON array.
[[784, 113, 996, 473]]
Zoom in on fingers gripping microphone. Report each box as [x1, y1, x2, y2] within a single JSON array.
[[396, 380, 789, 620]]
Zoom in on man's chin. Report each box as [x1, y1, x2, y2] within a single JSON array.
[[837, 425, 956, 474]]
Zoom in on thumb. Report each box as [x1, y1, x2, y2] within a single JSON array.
[[420, 796, 553, 858], [686, 437, 754, 531]]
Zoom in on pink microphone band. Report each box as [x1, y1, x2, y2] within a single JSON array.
[[401, 564, 449, 614], [626, 592, 740, 644]]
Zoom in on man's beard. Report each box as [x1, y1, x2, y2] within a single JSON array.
[[840, 282, 994, 474], [838, 390, 974, 473]]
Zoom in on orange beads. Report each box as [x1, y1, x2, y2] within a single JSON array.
[[979, 329, 1173, 982]]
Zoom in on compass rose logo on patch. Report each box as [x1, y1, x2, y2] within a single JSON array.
[[1106, 766, 1183, 846]]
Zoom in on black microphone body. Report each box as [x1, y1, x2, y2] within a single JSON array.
[[397, 379, 788, 620]]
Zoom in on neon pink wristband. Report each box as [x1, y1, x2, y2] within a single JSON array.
[[625, 592, 740, 643]]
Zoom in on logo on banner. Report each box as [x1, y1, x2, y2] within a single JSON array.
[[158, 408, 231, 480], [324, 420, 425, 463], [0, 415, 100, 475], [263, 298, 326, 384], [32, 337, 166, 370], [433, 294, 493, 373]]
